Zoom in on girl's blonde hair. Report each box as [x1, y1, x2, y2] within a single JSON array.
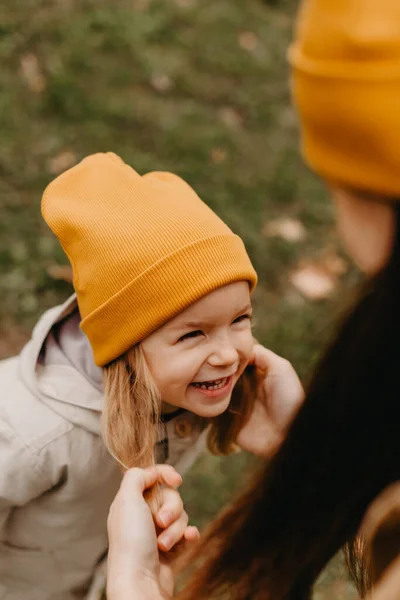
[[102, 345, 160, 471], [102, 345, 259, 471]]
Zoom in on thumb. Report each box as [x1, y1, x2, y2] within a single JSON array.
[[122, 467, 159, 497]]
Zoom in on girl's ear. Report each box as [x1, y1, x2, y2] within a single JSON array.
[[206, 364, 262, 455]]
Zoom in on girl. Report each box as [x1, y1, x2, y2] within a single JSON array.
[[106, 0, 400, 598], [0, 152, 302, 600]]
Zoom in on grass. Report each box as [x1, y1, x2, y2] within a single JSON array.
[[0, 0, 357, 597]]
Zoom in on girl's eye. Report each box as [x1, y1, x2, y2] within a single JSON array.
[[178, 330, 203, 342], [232, 314, 252, 325]]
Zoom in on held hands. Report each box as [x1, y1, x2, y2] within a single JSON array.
[[236, 344, 305, 457], [107, 465, 199, 600]]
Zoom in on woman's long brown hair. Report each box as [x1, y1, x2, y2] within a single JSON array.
[[178, 205, 400, 600]]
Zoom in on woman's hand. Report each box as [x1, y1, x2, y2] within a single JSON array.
[[236, 344, 305, 457], [107, 465, 199, 600]]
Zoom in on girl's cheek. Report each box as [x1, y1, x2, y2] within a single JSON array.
[[238, 329, 254, 357], [178, 350, 206, 378]]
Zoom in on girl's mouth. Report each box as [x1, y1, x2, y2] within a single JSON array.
[[190, 376, 233, 397]]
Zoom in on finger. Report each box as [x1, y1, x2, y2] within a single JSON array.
[[157, 511, 189, 552], [184, 526, 200, 542], [154, 464, 183, 489], [250, 344, 285, 372], [155, 487, 184, 529]]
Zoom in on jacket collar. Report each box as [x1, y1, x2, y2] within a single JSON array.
[[19, 294, 104, 412], [26, 293, 79, 367]]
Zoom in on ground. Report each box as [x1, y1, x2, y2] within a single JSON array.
[[1, 0, 358, 597]]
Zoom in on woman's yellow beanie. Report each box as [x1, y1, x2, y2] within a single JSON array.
[[289, 0, 400, 197], [42, 153, 257, 366]]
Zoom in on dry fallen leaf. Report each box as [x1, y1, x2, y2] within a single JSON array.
[[150, 73, 173, 93], [219, 107, 243, 129], [20, 53, 46, 93], [290, 262, 336, 300], [46, 264, 73, 283], [47, 151, 77, 175], [210, 147, 228, 164], [263, 217, 306, 243], [238, 31, 259, 52]]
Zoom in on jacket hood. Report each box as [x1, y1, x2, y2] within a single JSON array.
[[19, 294, 104, 435]]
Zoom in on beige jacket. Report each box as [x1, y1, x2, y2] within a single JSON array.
[[0, 295, 205, 600]]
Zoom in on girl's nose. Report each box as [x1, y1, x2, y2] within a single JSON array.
[[208, 341, 239, 369]]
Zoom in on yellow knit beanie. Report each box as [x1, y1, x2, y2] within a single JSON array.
[[289, 0, 400, 197], [42, 153, 257, 366]]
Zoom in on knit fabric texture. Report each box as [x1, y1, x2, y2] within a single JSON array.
[[42, 153, 257, 365], [289, 0, 400, 197]]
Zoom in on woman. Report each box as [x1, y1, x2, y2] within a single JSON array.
[[107, 0, 400, 598]]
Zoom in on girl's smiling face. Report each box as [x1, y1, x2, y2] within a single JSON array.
[[141, 281, 254, 418]]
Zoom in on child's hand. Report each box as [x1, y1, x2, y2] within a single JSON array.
[[236, 344, 304, 457], [155, 471, 200, 593], [155, 472, 200, 554]]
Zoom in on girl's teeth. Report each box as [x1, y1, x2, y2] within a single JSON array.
[[193, 377, 228, 390]]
